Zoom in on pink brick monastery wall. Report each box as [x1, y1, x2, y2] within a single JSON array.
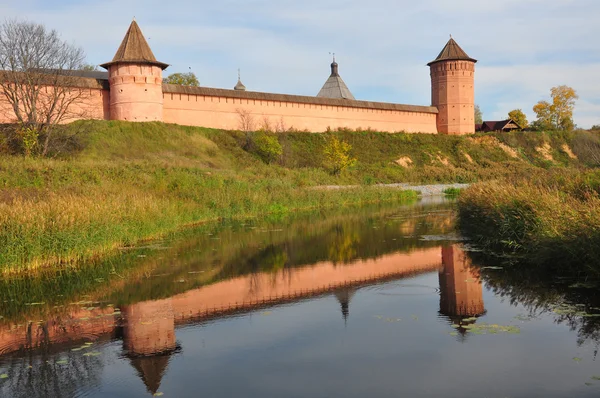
[[78, 88, 110, 122], [0, 86, 439, 134], [0, 87, 109, 124], [162, 92, 439, 134]]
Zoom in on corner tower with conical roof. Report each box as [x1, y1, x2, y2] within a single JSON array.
[[100, 20, 168, 122], [428, 38, 476, 135]]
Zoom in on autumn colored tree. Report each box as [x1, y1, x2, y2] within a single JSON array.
[[532, 85, 578, 131], [163, 72, 199, 86], [474, 104, 483, 124], [508, 109, 528, 129], [323, 136, 357, 175]]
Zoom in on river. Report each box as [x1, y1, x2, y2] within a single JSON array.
[[1, 198, 599, 397]]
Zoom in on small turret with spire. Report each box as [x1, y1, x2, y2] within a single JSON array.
[[234, 69, 246, 91], [330, 54, 339, 77]]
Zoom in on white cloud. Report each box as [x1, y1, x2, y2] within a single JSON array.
[[2, 0, 599, 127]]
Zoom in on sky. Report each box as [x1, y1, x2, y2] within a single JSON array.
[[2, 0, 599, 127]]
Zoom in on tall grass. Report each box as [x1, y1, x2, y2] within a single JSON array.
[[0, 120, 595, 274], [458, 169, 600, 275], [0, 167, 417, 273]]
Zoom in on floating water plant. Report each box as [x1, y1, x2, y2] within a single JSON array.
[[451, 322, 521, 335]]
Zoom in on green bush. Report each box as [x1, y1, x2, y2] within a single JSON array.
[[18, 126, 39, 157], [442, 187, 462, 197], [250, 131, 283, 164]]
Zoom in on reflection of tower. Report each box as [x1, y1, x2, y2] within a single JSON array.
[[439, 245, 485, 318], [334, 287, 356, 324], [122, 299, 178, 395]]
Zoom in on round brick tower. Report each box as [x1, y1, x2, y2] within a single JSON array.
[[100, 20, 168, 122], [428, 38, 477, 135]]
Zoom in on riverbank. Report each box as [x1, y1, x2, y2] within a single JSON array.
[[1, 120, 596, 274], [457, 169, 600, 276], [315, 183, 470, 195]]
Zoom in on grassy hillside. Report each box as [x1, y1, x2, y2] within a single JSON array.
[[0, 120, 597, 274]]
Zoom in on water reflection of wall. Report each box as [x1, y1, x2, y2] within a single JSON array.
[[169, 248, 442, 322], [0, 307, 117, 354], [0, 247, 445, 395], [439, 245, 485, 317], [0, 248, 443, 355]]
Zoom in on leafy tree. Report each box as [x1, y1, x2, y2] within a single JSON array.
[[0, 19, 88, 156], [81, 64, 99, 71], [474, 104, 483, 124], [508, 109, 528, 129], [590, 125, 600, 131], [323, 135, 357, 175], [533, 85, 578, 131], [163, 72, 199, 86]]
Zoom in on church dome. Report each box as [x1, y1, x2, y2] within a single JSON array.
[[234, 79, 246, 91], [234, 69, 246, 91]]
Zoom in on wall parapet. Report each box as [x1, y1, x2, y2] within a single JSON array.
[[0, 71, 109, 90], [162, 84, 438, 114]]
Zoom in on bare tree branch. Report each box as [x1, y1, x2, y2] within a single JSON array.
[[0, 19, 92, 156]]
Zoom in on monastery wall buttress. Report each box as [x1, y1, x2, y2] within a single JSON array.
[[0, 86, 110, 124]]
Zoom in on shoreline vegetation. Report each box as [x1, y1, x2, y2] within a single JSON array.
[[458, 169, 600, 276], [1, 120, 598, 275], [0, 202, 454, 322]]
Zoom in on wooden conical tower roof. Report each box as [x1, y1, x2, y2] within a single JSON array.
[[428, 38, 477, 66], [317, 57, 355, 100], [100, 20, 168, 70]]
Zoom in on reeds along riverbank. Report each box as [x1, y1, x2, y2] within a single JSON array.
[[457, 169, 600, 275], [0, 179, 418, 275]]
